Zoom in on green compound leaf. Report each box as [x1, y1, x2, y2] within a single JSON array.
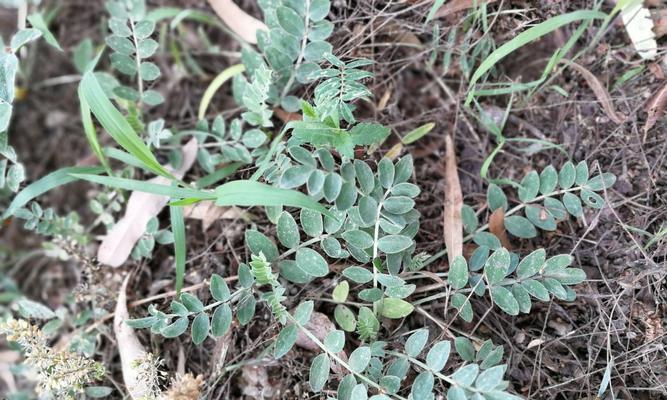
[[484, 248, 511, 285], [309, 353, 330, 392]]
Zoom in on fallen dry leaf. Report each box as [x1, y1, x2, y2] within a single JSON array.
[[644, 81, 667, 132], [620, 2, 657, 60], [98, 139, 198, 267], [114, 275, 150, 400], [377, 88, 392, 111], [489, 208, 510, 249], [183, 201, 245, 232], [434, 0, 498, 19], [443, 134, 463, 265], [273, 107, 302, 123], [207, 0, 268, 44], [295, 311, 335, 352], [565, 60, 626, 124], [240, 365, 279, 399], [527, 338, 546, 349], [384, 143, 403, 161]]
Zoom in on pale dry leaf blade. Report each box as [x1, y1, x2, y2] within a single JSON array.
[[644, 81, 667, 132], [207, 0, 268, 44], [565, 61, 625, 124], [621, 3, 657, 60], [98, 139, 198, 267], [114, 275, 149, 400], [489, 208, 511, 249], [443, 134, 463, 264]]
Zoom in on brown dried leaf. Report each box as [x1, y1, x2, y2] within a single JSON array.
[[434, 0, 498, 19], [240, 365, 279, 399], [183, 202, 246, 232], [565, 61, 626, 124], [295, 311, 335, 352], [97, 139, 198, 267], [207, 0, 268, 44], [273, 107, 302, 123], [644, 81, 667, 132], [114, 275, 149, 399], [443, 134, 463, 265], [489, 208, 510, 249]]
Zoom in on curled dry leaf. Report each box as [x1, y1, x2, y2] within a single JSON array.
[[443, 134, 463, 265], [183, 201, 246, 232], [114, 275, 149, 400], [97, 138, 198, 267], [620, 2, 657, 60], [434, 0, 498, 19], [207, 0, 268, 44], [564, 60, 626, 124], [644, 81, 667, 132], [489, 208, 511, 249]]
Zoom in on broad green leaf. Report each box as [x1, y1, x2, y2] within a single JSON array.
[[512, 284, 532, 313], [487, 184, 508, 211], [191, 312, 209, 345], [342, 229, 374, 249], [3, 166, 104, 219], [180, 292, 204, 312], [521, 279, 550, 301], [544, 197, 567, 220], [334, 304, 356, 331], [580, 188, 604, 208], [545, 268, 586, 285], [296, 248, 329, 277], [461, 204, 478, 233], [454, 337, 475, 362], [294, 300, 314, 325], [348, 346, 371, 373], [539, 165, 558, 194], [300, 208, 323, 237], [491, 286, 519, 315], [210, 274, 230, 302], [211, 303, 232, 337], [394, 154, 413, 183], [245, 229, 279, 261], [10, 28, 41, 51], [162, 317, 189, 338], [543, 254, 573, 274], [79, 72, 172, 178], [380, 298, 414, 319], [448, 255, 468, 289], [484, 248, 511, 285], [383, 196, 414, 214], [451, 364, 479, 386], [377, 235, 412, 254], [342, 266, 373, 284], [354, 160, 375, 195], [451, 293, 473, 322], [426, 340, 451, 372], [277, 211, 300, 248], [309, 353, 331, 392], [324, 330, 345, 353], [525, 204, 557, 231], [516, 248, 546, 279], [558, 161, 576, 189], [585, 173, 616, 191], [350, 384, 368, 400], [405, 329, 429, 357], [575, 161, 589, 185], [543, 278, 568, 299], [332, 281, 349, 303], [473, 232, 501, 249], [350, 123, 390, 146], [518, 171, 540, 202], [378, 158, 395, 189], [277, 6, 304, 36], [16, 298, 55, 319], [562, 192, 583, 217], [504, 215, 537, 238], [475, 365, 506, 391], [411, 371, 434, 400], [274, 324, 298, 358], [84, 386, 113, 398], [310, 0, 331, 21]]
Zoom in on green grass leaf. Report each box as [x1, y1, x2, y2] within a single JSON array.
[[78, 71, 173, 179], [214, 180, 331, 217], [466, 10, 606, 105], [70, 174, 215, 200], [27, 13, 63, 51], [3, 166, 105, 219], [170, 205, 186, 293]]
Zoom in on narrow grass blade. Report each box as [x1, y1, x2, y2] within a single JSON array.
[[195, 162, 242, 188], [27, 13, 62, 51], [78, 71, 173, 179], [198, 64, 245, 120], [170, 205, 186, 293], [103, 147, 148, 171], [466, 10, 606, 105], [215, 180, 332, 217], [80, 96, 111, 174], [3, 166, 105, 219], [71, 174, 215, 200]]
